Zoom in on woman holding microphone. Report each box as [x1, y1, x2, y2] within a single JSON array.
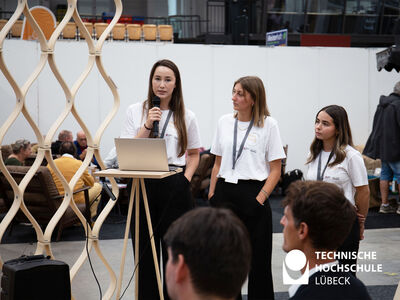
[[209, 76, 285, 300], [305, 105, 369, 275], [121, 59, 201, 299]]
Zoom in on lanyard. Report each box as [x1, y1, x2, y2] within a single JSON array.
[[317, 150, 334, 181], [160, 110, 173, 138], [232, 117, 254, 170]]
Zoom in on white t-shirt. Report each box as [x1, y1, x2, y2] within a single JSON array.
[[211, 114, 286, 183], [305, 145, 368, 206], [104, 147, 118, 169], [120, 101, 202, 166]]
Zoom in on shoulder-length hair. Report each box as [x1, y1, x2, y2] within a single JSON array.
[[142, 59, 187, 157], [307, 105, 354, 166], [233, 76, 270, 127]]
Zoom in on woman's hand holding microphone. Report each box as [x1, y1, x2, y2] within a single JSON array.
[[144, 107, 162, 130]]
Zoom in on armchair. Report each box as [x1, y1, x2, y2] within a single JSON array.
[[0, 166, 91, 241]]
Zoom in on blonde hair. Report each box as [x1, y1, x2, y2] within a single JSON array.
[[233, 76, 270, 127]]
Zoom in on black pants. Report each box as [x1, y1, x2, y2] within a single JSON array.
[[337, 217, 360, 277], [210, 178, 274, 300], [129, 172, 193, 300]]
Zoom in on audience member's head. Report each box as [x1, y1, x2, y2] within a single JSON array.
[[164, 207, 251, 300], [11, 139, 31, 161], [394, 81, 400, 95], [281, 181, 356, 253], [76, 131, 87, 148], [59, 141, 77, 157], [58, 130, 73, 142]]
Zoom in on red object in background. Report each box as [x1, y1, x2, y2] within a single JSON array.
[[300, 34, 351, 47], [119, 15, 133, 24], [103, 14, 133, 24], [83, 15, 137, 24]]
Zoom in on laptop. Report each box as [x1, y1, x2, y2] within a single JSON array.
[[115, 138, 176, 172]]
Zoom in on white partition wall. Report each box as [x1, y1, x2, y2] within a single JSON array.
[[1, 40, 398, 172]]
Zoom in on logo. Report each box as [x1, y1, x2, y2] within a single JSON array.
[[282, 250, 309, 285]]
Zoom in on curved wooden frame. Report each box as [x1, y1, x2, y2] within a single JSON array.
[[0, 0, 122, 299]]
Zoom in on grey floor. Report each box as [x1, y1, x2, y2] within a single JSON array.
[[1, 228, 399, 300]]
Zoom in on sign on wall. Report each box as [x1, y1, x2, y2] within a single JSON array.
[[266, 29, 288, 47]]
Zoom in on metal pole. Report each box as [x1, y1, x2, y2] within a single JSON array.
[[379, 0, 385, 34], [342, 0, 347, 34], [304, 0, 309, 33]]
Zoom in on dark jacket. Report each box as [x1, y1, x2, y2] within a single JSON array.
[[74, 140, 100, 168], [363, 93, 400, 162], [289, 270, 371, 300]]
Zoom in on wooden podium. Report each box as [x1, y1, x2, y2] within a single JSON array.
[[95, 168, 181, 300]]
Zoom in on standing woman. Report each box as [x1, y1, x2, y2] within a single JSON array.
[[209, 76, 285, 300], [121, 59, 201, 299], [305, 105, 369, 275]]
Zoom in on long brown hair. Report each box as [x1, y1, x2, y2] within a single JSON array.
[[143, 59, 187, 157], [233, 76, 270, 127], [307, 105, 354, 166]]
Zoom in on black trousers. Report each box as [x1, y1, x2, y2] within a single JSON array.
[[210, 178, 275, 300], [129, 172, 193, 300], [337, 217, 360, 277]]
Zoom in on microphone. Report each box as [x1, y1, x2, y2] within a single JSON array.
[[152, 96, 161, 138]]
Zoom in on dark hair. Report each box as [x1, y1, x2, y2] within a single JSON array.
[[143, 59, 187, 157], [233, 76, 270, 127], [11, 139, 30, 154], [283, 181, 356, 250], [164, 207, 251, 298], [59, 141, 77, 157], [307, 105, 353, 167]]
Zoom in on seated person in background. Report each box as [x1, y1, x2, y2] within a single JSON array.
[[51, 130, 73, 155], [74, 130, 99, 167], [4, 139, 31, 166], [104, 146, 118, 169], [30, 134, 47, 154], [164, 207, 251, 300], [47, 141, 102, 219], [30, 143, 39, 154], [281, 181, 371, 300]]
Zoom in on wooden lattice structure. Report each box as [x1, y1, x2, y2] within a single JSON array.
[[0, 0, 123, 299]]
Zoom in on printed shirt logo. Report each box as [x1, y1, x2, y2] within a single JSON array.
[[246, 132, 258, 147]]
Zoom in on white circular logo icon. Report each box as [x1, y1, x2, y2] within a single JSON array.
[[285, 249, 307, 271]]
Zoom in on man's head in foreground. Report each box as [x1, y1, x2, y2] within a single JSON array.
[[164, 207, 251, 300], [281, 180, 356, 256]]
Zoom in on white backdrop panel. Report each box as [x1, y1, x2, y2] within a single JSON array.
[[1, 40, 399, 173]]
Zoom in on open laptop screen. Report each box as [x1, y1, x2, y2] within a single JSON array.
[[114, 138, 170, 172]]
